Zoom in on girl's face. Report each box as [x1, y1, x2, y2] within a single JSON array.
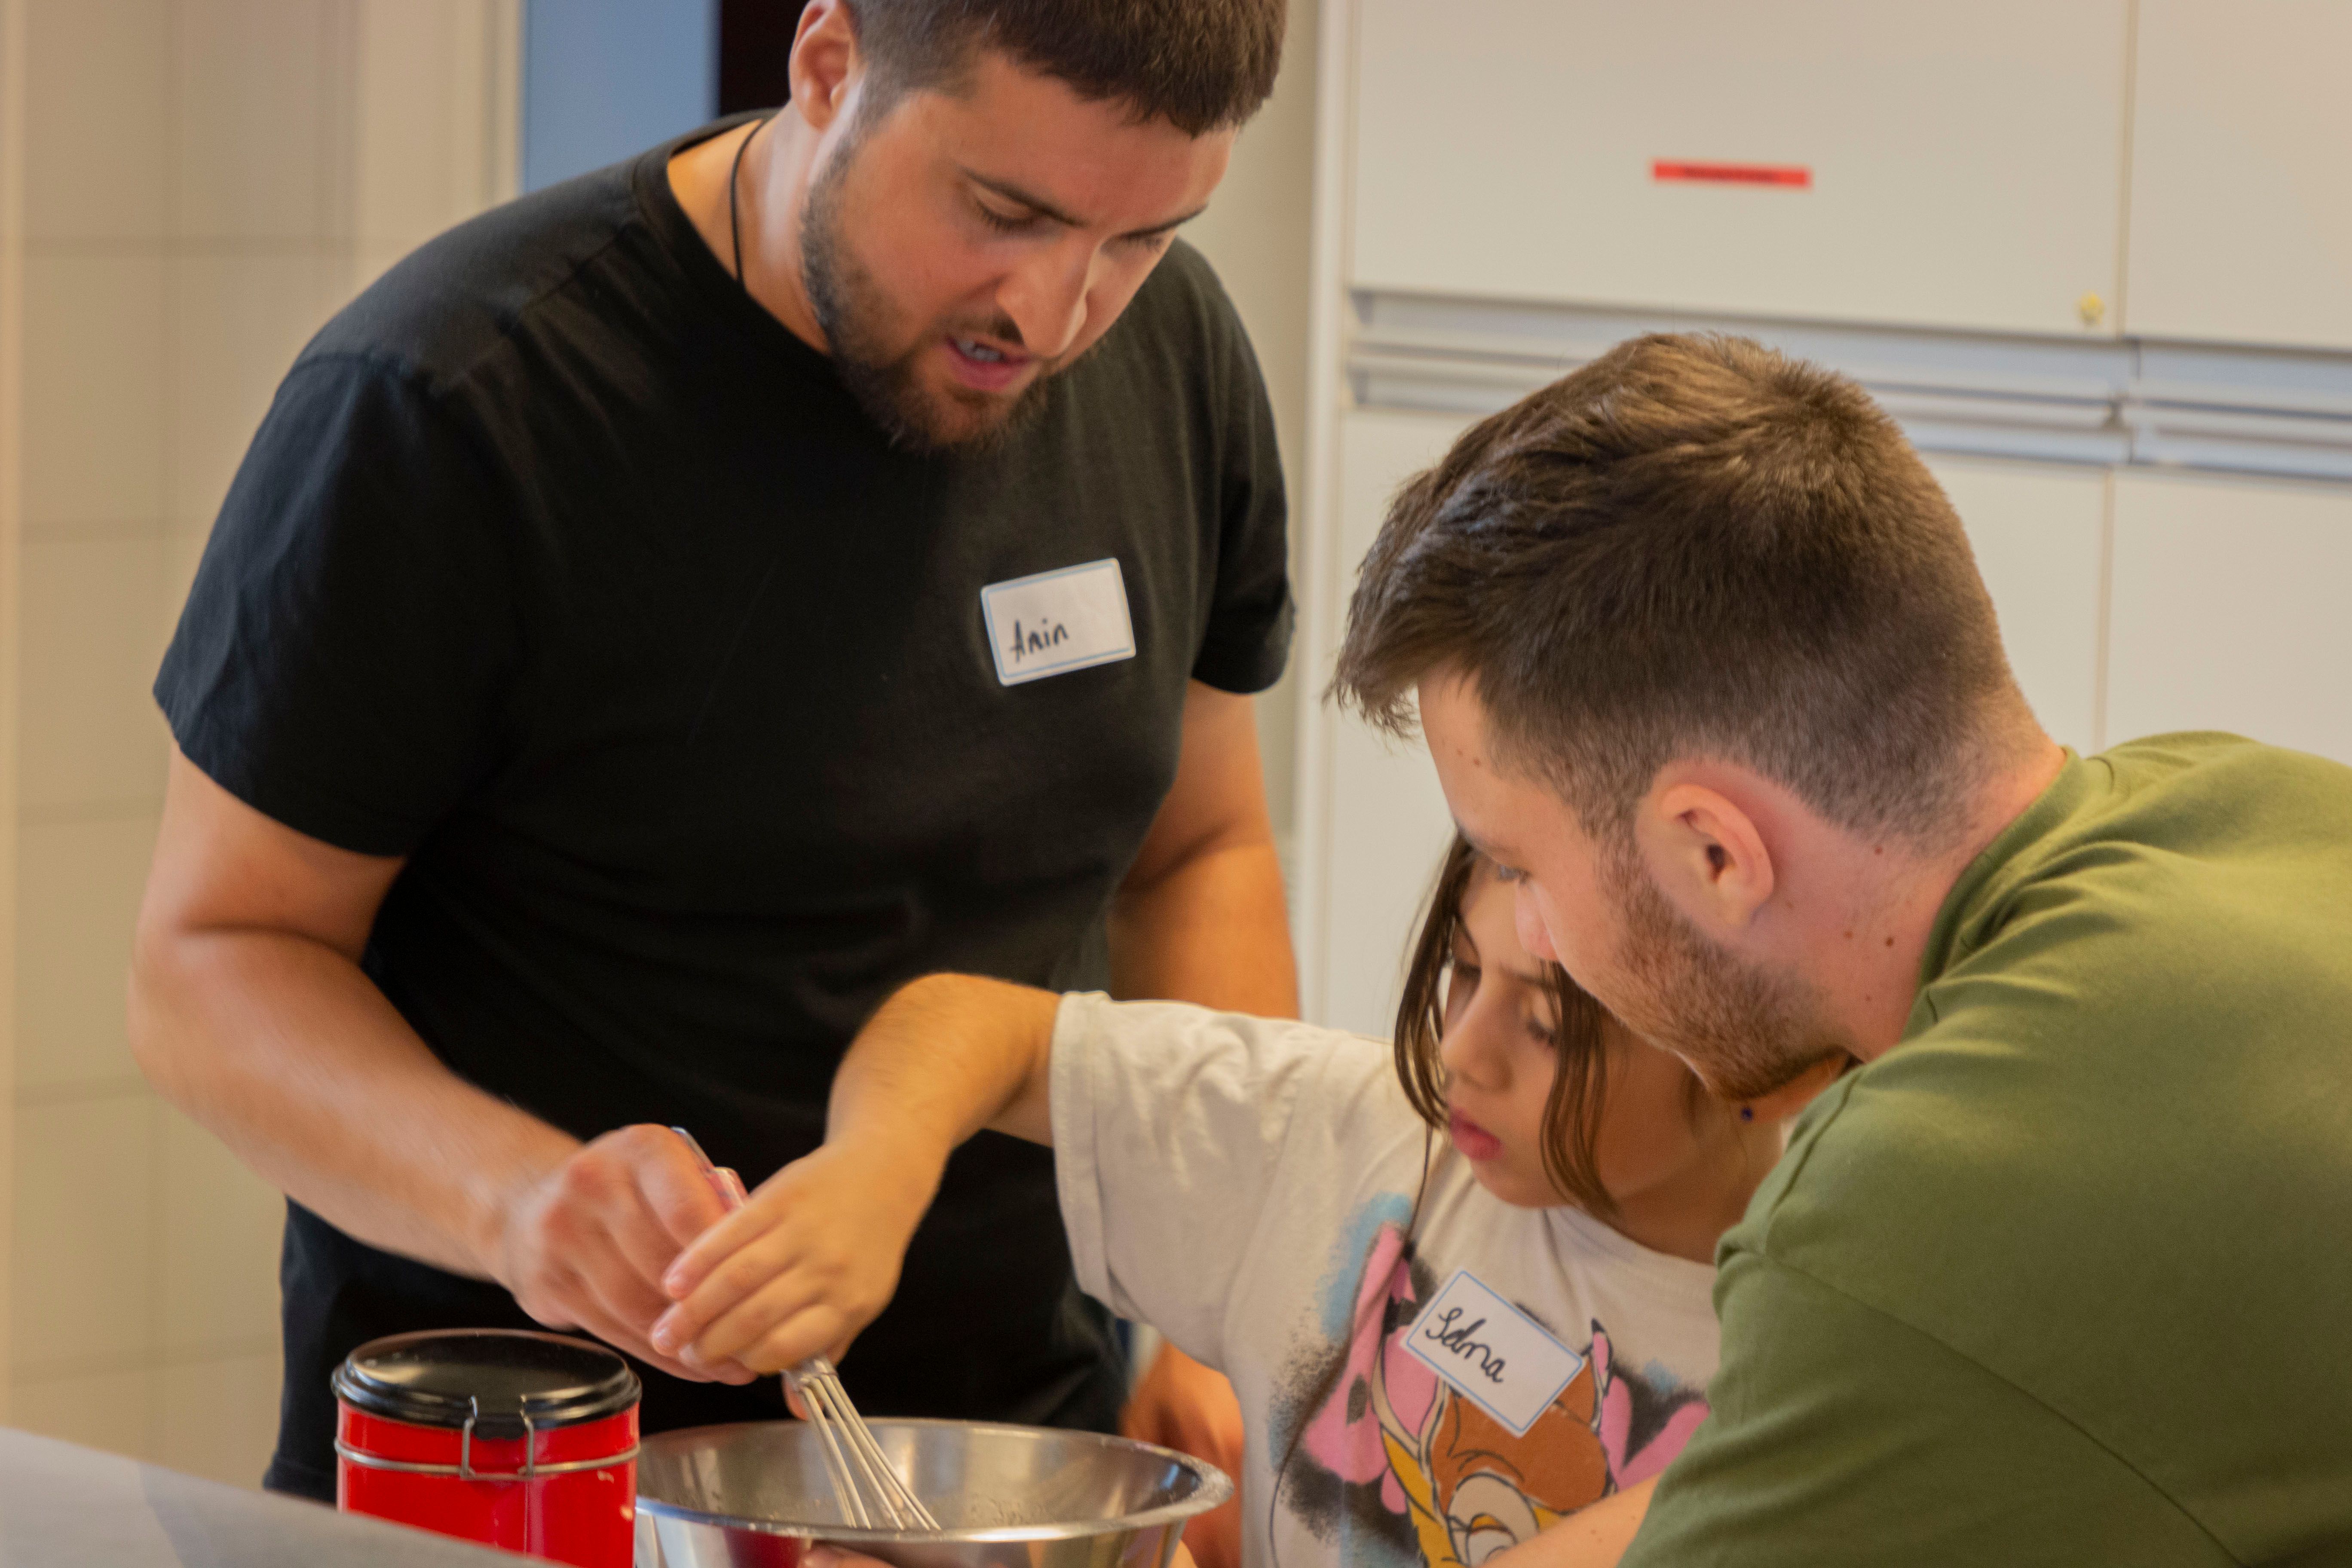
[[1439, 864, 1731, 1213]]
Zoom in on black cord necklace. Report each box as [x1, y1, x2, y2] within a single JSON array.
[[728, 114, 777, 291]]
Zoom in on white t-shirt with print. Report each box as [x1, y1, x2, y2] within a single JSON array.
[[1050, 992, 1723, 1568]]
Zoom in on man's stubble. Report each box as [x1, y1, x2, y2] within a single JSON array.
[[1596, 840, 1851, 1104], [799, 122, 1055, 454]]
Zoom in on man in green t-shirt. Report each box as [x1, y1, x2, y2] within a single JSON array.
[[1335, 334, 2352, 1565]]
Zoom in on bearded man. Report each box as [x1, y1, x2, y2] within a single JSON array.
[[129, 0, 1289, 1528], [1334, 333, 2352, 1565]]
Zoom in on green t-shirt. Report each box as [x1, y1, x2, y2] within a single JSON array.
[[1622, 734, 2352, 1568]]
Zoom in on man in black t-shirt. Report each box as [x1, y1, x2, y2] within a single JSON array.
[[129, 0, 1290, 1541]]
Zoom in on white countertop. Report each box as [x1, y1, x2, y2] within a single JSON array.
[[0, 1428, 537, 1568]]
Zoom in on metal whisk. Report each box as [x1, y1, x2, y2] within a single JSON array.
[[783, 1355, 938, 1530], [669, 1129, 941, 1533]]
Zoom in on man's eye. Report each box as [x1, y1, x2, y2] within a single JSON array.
[[974, 202, 1033, 233]]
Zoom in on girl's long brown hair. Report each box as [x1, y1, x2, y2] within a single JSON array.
[[1391, 834, 1621, 1220]]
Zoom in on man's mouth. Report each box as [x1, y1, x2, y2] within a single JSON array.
[[945, 335, 1032, 392]]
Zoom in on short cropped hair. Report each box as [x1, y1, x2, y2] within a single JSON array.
[[848, 0, 1286, 135], [1333, 333, 2028, 846]]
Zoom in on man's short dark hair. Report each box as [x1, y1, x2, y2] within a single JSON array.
[[847, 0, 1286, 136], [1333, 333, 2034, 847]]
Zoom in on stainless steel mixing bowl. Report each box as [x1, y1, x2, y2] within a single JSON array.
[[636, 1419, 1233, 1568]]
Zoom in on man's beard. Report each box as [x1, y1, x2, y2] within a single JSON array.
[[799, 136, 1055, 453], [1598, 842, 1850, 1102]]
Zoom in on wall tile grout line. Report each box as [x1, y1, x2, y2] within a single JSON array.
[[20, 795, 167, 827], [14, 1332, 281, 1387], [14, 1074, 151, 1109]]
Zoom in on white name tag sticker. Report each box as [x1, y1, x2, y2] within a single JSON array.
[[1403, 1270, 1586, 1437], [980, 558, 1138, 686]]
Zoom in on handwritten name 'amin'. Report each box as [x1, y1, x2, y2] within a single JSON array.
[[1006, 619, 1071, 663], [1422, 1306, 1507, 1385]]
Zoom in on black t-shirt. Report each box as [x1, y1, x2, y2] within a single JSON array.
[[155, 120, 1292, 1499]]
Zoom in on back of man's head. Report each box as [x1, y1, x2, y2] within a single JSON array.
[[848, 0, 1286, 135], [1334, 333, 2039, 850]]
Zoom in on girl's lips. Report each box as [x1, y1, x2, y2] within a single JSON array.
[[1448, 1110, 1503, 1162]]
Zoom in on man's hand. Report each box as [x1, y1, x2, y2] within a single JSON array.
[[1124, 1344, 1246, 1568], [650, 1133, 938, 1374], [489, 1124, 754, 1384]]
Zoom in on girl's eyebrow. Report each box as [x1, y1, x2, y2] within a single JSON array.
[[1457, 925, 1544, 989]]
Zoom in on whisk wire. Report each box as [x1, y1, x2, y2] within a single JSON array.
[[795, 1369, 874, 1528], [793, 1357, 939, 1531]]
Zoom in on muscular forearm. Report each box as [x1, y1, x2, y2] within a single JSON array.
[[135, 747, 741, 1382], [129, 923, 575, 1280], [1109, 839, 1297, 1016]]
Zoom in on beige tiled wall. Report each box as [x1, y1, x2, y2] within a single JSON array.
[[5, 0, 516, 1486], [0, 1, 28, 1417]]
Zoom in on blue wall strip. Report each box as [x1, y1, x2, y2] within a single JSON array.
[[522, 0, 721, 193]]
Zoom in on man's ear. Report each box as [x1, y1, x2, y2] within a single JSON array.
[[788, 0, 862, 132], [1635, 778, 1776, 937]]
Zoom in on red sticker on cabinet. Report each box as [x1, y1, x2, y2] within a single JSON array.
[[1652, 160, 1812, 188]]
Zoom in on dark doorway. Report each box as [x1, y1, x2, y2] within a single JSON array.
[[720, 0, 812, 113]]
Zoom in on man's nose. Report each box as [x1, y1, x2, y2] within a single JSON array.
[[1514, 883, 1561, 964], [996, 240, 1094, 360]]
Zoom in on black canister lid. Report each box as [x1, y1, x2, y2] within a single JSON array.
[[333, 1330, 640, 1439]]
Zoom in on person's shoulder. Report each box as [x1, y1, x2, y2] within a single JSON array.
[[1063, 995, 1421, 1149], [301, 159, 649, 398], [1132, 238, 1239, 320], [1063, 994, 1398, 1099], [1944, 739, 2352, 1010], [2096, 731, 2352, 842], [1107, 239, 1255, 371]]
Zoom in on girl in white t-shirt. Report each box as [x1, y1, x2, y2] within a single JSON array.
[[655, 839, 1842, 1568]]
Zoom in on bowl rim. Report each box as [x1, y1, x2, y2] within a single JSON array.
[[634, 1417, 1237, 1544]]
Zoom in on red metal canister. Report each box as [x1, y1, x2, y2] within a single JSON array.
[[334, 1329, 640, 1567]]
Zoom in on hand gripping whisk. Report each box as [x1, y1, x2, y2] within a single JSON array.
[[670, 1129, 940, 1531]]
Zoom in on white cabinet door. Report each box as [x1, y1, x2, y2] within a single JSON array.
[[2124, 2, 2352, 352], [1351, 0, 2128, 337], [2106, 471, 2352, 767], [1924, 457, 2108, 756], [1314, 409, 1473, 1036]]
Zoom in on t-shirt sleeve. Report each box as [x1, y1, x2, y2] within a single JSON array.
[[156, 355, 523, 856], [1188, 266, 1293, 696], [1050, 991, 1351, 1372], [1620, 1251, 2233, 1568]]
